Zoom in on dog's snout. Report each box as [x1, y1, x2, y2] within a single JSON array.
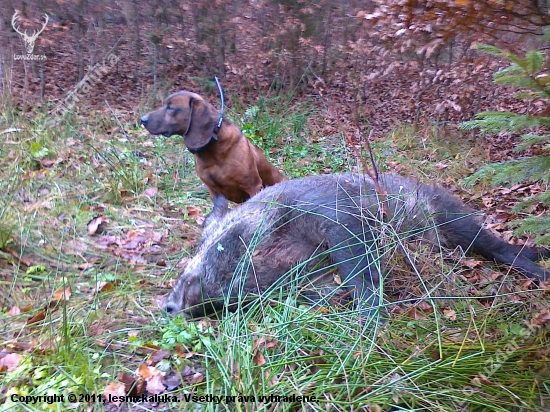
[[140, 114, 149, 125]]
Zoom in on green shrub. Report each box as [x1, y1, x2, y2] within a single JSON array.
[[460, 43, 550, 244]]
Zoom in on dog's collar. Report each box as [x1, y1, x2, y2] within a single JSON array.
[[213, 112, 223, 134], [186, 113, 224, 154]]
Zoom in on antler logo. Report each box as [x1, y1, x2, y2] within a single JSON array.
[[11, 10, 49, 54]]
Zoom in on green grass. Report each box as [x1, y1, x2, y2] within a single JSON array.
[[0, 96, 549, 411], [191, 298, 548, 411], [229, 93, 351, 177], [369, 124, 484, 181]]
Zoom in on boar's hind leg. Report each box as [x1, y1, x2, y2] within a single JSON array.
[[472, 229, 550, 280], [435, 209, 550, 281], [325, 223, 382, 316]]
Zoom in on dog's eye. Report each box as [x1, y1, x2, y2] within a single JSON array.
[[166, 106, 173, 111]]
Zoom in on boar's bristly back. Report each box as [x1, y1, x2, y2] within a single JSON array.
[[164, 173, 549, 317]]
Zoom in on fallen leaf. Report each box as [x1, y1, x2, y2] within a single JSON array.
[[122, 236, 147, 250], [472, 375, 492, 386], [182, 237, 198, 248], [163, 372, 183, 391], [142, 343, 161, 351], [40, 159, 55, 167], [20, 305, 32, 313], [253, 336, 278, 351], [407, 307, 427, 320], [5, 342, 33, 352], [461, 258, 482, 269], [96, 281, 115, 293], [174, 344, 196, 358], [27, 310, 47, 325], [143, 187, 158, 197], [118, 372, 145, 396], [176, 258, 189, 269], [0, 353, 24, 371], [53, 286, 71, 301], [103, 382, 126, 406], [146, 374, 166, 395], [65, 239, 88, 255], [186, 205, 202, 218], [118, 372, 135, 386], [253, 350, 267, 366], [530, 308, 550, 328], [443, 309, 456, 321], [188, 372, 205, 385], [461, 272, 480, 284], [137, 364, 154, 380], [93, 235, 120, 249], [519, 278, 536, 290], [482, 197, 495, 208], [417, 301, 433, 313], [87, 215, 108, 235], [148, 349, 171, 365], [8, 306, 21, 316], [489, 271, 503, 281]]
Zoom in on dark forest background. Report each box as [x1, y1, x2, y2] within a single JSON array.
[[1, 0, 549, 136]]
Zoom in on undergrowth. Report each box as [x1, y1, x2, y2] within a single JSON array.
[[0, 94, 548, 411]]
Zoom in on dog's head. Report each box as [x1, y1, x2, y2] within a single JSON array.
[[140, 91, 221, 152]]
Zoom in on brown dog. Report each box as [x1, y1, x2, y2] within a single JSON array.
[[141, 91, 286, 203]]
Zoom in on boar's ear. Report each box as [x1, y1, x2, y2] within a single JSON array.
[[203, 195, 230, 233]]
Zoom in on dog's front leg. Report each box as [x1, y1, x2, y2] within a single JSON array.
[[207, 187, 219, 201], [245, 182, 264, 199]]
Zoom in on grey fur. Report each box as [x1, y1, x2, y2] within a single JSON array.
[[165, 173, 549, 317]]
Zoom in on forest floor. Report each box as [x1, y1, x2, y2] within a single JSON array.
[[1, 16, 549, 412]]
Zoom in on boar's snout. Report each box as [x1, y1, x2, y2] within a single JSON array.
[[163, 272, 203, 316], [164, 299, 182, 315], [163, 287, 184, 314]]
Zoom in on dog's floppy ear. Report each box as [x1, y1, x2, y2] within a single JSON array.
[[184, 97, 218, 152]]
